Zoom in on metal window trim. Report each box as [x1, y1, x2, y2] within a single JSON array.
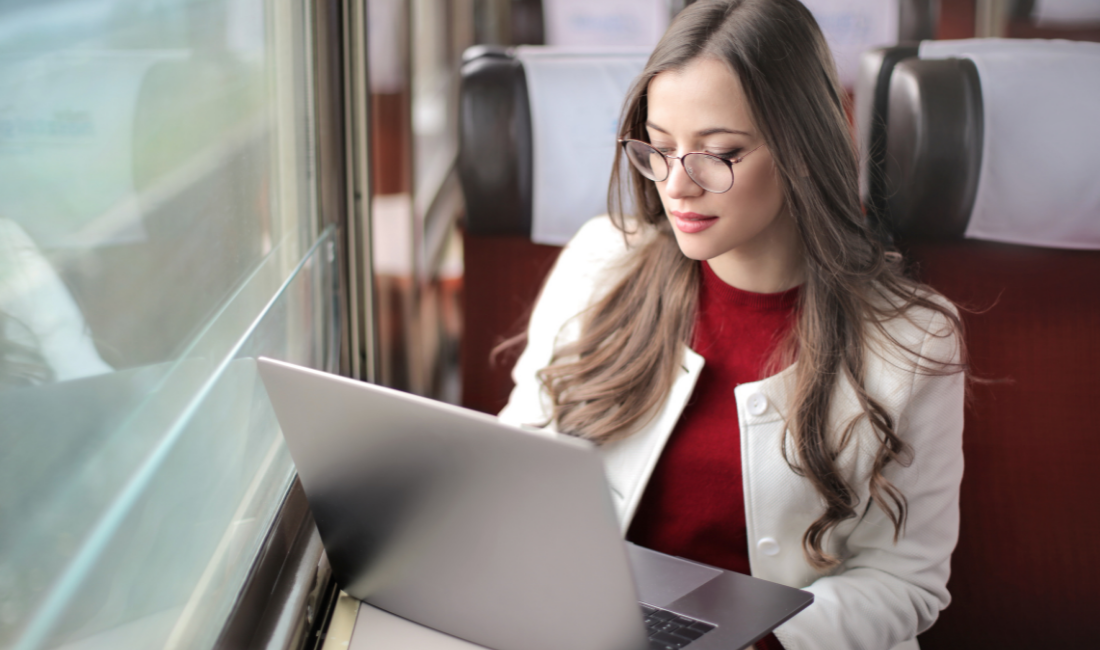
[[342, 0, 378, 383], [213, 480, 337, 650], [213, 0, 378, 647]]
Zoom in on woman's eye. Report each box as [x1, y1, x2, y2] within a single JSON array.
[[710, 149, 742, 160]]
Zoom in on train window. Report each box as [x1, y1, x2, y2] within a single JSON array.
[[0, 1, 332, 648]]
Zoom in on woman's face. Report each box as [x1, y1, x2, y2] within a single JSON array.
[[645, 57, 799, 288]]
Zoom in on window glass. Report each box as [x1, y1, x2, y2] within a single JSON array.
[[0, 1, 329, 648]]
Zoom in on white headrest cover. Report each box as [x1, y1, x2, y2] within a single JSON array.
[[1032, 0, 1100, 27], [920, 39, 1100, 249], [515, 47, 648, 246]]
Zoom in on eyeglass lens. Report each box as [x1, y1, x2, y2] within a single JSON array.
[[622, 140, 734, 193]]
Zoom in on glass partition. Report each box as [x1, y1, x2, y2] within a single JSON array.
[[0, 1, 327, 648]]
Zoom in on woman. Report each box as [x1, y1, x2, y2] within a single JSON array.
[[499, 1, 966, 649]]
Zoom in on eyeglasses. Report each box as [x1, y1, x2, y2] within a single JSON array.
[[619, 139, 765, 194]]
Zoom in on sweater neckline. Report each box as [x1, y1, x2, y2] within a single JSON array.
[[701, 260, 801, 311]]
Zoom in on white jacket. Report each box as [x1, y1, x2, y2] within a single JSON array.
[[498, 216, 965, 650]]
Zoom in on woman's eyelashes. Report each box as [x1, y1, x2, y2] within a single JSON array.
[[713, 148, 742, 160], [651, 143, 743, 159]]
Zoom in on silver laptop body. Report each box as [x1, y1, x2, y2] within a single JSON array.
[[257, 357, 812, 650]]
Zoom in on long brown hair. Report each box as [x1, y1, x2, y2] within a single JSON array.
[[533, 0, 966, 569]]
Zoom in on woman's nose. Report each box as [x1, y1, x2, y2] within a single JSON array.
[[664, 158, 703, 199]]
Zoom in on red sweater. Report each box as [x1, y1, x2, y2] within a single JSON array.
[[627, 261, 799, 650]]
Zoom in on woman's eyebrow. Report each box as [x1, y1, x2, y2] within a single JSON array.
[[645, 121, 753, 137]]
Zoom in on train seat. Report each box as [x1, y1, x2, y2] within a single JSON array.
[[857, 39, 1100, 648], [457, 46, 647, 413]]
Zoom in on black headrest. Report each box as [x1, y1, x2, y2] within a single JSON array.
[[857, 46, 983, 241], [856, 45, 919, 234], [884, 57, 983, 239], [457, 49, 532, 237]]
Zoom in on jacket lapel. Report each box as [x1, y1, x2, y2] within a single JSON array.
[[598, 346, 705, 532]]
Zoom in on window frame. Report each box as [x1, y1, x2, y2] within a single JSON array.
[[211, 0, 373, 647]]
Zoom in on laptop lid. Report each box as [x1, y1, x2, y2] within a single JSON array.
[[257, 357, 649, 650]]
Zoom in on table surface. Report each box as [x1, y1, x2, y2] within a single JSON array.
[[321, 594, 489, 650]]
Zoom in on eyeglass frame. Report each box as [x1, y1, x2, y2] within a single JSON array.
[[618, 138, 766, 194]]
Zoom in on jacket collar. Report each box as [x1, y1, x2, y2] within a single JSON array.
[[598, 345, 800, 531]]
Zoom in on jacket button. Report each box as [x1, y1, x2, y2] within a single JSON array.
[[747, 392, 769, 416], [757, 537, 780, 556]]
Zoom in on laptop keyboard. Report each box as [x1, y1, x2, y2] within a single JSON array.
[[640, 603, 716, 650]]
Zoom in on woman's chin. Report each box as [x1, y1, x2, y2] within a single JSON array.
[[672, 234, 723, 262]]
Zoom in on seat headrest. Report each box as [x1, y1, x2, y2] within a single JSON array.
[[861, 39, 1100, 249], [458, 46, 648, 244], [1031, 0, 1100, 27], [917, 39, 1100, 249], [856, 44, 919, 233], [882, 56, 984, 239], [918, 36, 1100, 58], [458, 49, 532, 237], [515, 47, 648, 245]]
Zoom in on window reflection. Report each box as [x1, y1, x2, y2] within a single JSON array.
[[0, 219, 112, 386], [0, 1, 323, 648]]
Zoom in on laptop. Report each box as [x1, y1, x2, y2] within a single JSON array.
[[257, 357, 812, 650]]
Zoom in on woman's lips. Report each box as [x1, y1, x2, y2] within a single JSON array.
[[671, 211, 718, 234]]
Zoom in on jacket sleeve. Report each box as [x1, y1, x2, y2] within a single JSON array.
[[774, 311, 965, 650], [497, 216, 630, 430]]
